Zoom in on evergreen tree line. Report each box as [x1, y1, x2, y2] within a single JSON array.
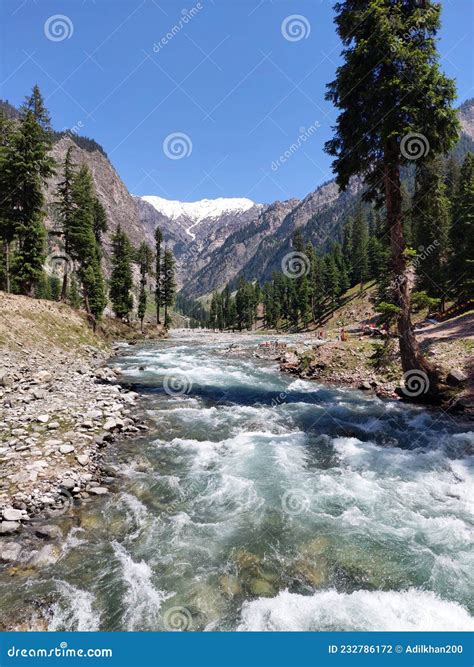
[[195, 148, 472, 334], [0, 85, 177, 329]]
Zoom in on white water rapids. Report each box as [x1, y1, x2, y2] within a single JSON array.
[[1, 332, 472, 631]]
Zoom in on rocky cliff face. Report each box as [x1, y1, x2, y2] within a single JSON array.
[[180, 199, 299, 297], [139, 196, 264, 289], [45, 136, 152, 266], [459, 99, 474, 139]]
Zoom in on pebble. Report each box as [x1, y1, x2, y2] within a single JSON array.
[[59, 445, 75, 455], [76, 454, 89, 466], [89, 487, 108, 495]]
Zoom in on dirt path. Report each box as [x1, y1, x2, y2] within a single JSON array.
[[416, 312, 474, 341]]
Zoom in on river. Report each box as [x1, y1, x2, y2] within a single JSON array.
[[1, 332, 473, 631]]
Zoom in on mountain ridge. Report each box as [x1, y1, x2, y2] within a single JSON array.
[[3, 96, 472, 299]]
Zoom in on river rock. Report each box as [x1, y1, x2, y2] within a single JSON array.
[[0, 370, 12, 387], [59, 445, 75, 455], [76, 454, 89, 466], [2, 508, 23, 522], [29, 544, 61, 568], [44, 439, 63, 447], [103, 418, 116, 431], [248, 578, 275, 597], [61, 478, 76, 490], [0, 521, 21, 534], [33, 371, 52, 383], [36, 414, 49, 424], [446, 369, 468, 386], [35, 525, 63, 540], [89, 486, 108, 495], [0, 542, 21, 562], [219, 574, 241, 598]]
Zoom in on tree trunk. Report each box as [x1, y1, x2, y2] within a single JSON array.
[[84, 292, 91, 315], [61, 270, 68, 302], [60, 243, 69, 302], [4, 241, 10, 293], [384, 145, 440, 400]]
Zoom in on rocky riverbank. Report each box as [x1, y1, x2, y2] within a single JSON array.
[[0, 293, 158, 569], [277, 333, 473, 412], [0, 343, 148, 559]]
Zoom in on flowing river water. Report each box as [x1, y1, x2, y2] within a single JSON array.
[[1, 332, 473, 631]]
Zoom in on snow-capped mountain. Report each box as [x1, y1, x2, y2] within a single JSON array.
[[141, 195, 258, 238], [136, 195, 265, 287]]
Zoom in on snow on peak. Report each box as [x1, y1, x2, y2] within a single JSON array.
[[141, 195, 257, 223]]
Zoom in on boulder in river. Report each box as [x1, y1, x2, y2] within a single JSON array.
[[35, 525, 63, 540], [0, 521, 21, 535], [0, 542, 21, 562]]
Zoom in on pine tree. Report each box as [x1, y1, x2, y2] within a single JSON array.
[[68, 165, 106, 323], [0, 111, 15, 292], [67, 274, 82, 309], [136, 241, 153, 333], [49, 275, 61, 301], [56, 146, 76, 299], [110, 225, 133, 321], [323, 254, 340, 314], [325, 0, 459, 395], [450, 153, 474, 303], [412, 157, 450, 303], [341, 218, 353, 279], [444, 155, 460, 206], [21, 84, 52, 135], [154, 227, 163, 324], [235, 278, 254, 330], [351, 210, 369, 290], [2, 107, 54, 295], [308, 248, 325, 323], [162, 247, 176, 327], [93, 197, 108, 247], [332, 242, 350, 295], [15, 86, 54, 296]]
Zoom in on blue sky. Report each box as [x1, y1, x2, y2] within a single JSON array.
[[1, 0, 473, 204]]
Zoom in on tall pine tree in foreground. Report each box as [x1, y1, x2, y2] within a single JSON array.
[[325, 0, 459, 398], [1, 86, 55, 295], [110, 225, 133, 321]]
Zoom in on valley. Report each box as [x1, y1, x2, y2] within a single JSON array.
[[0, 330, 473, 632]]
